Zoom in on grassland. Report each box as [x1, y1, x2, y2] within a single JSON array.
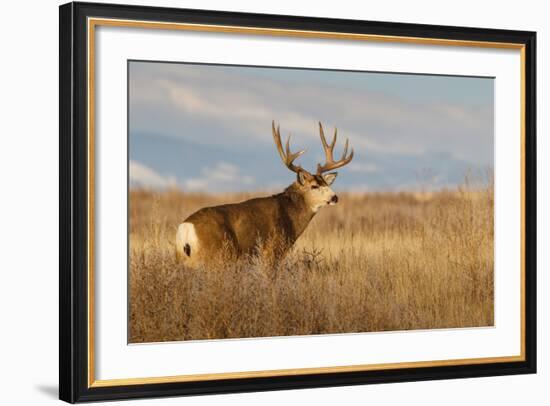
[[129, 183, 494, 343]]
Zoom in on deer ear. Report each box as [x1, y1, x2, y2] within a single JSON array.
[[297, 171, 307, 185], [323, 172, 338, 186]]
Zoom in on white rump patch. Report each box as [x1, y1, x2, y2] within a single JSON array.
[[176, 222, 198, 258]]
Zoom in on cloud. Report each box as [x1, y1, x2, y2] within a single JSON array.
[[129, 62, 493, 190], [130, 62, 492, 163], [129, 160, 176, 189], [348, 162, 380, 173], [183, 162, 255, 192]]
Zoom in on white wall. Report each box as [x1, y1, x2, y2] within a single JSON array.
[[0, 0, 546, 404]]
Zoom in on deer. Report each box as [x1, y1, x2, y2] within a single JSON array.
[[175, 121, 354, 268]]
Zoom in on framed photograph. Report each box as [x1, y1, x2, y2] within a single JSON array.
[[59, 1, 536, 403]]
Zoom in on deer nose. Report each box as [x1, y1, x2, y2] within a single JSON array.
[[331, 195, 338, 203]]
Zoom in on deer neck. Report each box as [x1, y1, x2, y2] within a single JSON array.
[[280, 184, 317, 237]]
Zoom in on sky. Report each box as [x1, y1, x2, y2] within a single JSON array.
[[129, 60, 494, 193]]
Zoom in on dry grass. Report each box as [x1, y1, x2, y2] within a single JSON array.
[[129, 183, 494, 343]]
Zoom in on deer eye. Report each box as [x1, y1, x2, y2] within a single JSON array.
[[311, 185, 319, 190]]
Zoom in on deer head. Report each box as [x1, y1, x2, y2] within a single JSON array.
[[272, 121, 354, 212]]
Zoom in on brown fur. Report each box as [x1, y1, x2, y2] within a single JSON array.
[[185, 181, 315, 262], [177, 171, 341, 267]]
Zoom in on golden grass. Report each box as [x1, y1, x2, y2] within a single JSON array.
[[129, 184, 494, 343]]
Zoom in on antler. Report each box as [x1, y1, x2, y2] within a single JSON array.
[[272, 121, 306, 174], [316, 122, 354, 174]]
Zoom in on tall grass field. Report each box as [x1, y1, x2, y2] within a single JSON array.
[[129, 183, 494, 343]]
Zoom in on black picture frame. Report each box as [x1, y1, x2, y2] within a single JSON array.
[[59, 1, 537, 403]]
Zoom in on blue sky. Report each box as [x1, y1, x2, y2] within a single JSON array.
[[129, 61, 494, 192]]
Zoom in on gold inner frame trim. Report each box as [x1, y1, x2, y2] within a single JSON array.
[[90, 355, 524, 388], [87, 19, 96, 388], [87, 17, 527, 388]]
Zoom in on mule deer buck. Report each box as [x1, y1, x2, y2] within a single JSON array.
[[176, 121, 354, 268]]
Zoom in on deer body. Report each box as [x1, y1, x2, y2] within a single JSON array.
[[176, 121, 353, 268], [177, 185, 315, 266]]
